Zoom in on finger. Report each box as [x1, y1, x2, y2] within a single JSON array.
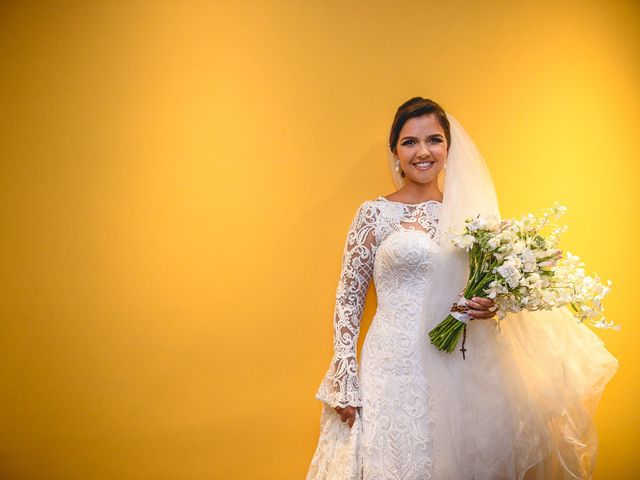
[[466, 299, 486, 310], [468, 302, 493, 312], [347, 415, 355, 428], [472, 297, 494, 306], [469, 310, 495, 319]]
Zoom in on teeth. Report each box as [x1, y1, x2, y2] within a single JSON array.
[[415, 162, 433, 166]]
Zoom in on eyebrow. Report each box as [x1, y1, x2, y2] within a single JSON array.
[[400, 133, 444, 141]]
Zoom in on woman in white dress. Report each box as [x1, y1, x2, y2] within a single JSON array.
[[306, 97, 619, 480]]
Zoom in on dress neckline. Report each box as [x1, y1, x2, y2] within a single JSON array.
[[377, 195, 442, 206]]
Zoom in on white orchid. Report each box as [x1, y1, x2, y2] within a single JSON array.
[[496, 258, 523, 289], [487, 236, 502, 251], [449, 205, 616, 330], [431, 204, 618, 355], [451, 233, 476, 251], [486, 279, 508, 299], [519, 248, 538, 273]]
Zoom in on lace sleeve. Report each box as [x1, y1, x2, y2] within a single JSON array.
[[315, 201, 378, 409]]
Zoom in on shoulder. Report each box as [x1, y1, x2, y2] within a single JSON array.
[[345, 199, 384, 231], [358, 196, 388, 210], [356, 196, 401, 217], [353, 197, 386, 218]]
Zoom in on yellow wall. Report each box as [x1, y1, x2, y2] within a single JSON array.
[[1, 1, 637, 478]]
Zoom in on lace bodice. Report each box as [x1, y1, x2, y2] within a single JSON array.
[[315, 196, 442, 408]]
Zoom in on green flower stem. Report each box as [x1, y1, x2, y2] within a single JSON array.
[[429, 314, 467, 352], [429, 249, 500, 353]]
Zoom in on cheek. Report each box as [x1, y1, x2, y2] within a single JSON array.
[[397, 146, 411, 157], [398, 151, 413, 164], [433, 145, 447, 158]]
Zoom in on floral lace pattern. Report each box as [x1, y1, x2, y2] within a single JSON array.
[[308, 196, 619, 480], [311, 197, 442, 479]]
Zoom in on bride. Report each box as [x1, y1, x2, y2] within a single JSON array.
[[306, 97, 619, 479]]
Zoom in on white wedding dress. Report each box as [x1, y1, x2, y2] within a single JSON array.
[[307, 196, 618, 480]]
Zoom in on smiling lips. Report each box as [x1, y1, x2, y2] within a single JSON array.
[[412, 161, 435, 170]]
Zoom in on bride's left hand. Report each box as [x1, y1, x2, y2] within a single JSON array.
[[466, 296, 496, 320]]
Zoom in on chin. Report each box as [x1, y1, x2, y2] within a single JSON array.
[[407, 173, 440, 184]]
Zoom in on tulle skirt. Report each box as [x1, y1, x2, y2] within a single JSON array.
[[429, 306, 618, 479], [307, 306, 618, 480]]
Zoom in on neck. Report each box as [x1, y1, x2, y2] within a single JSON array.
[[398, 180, 443, 203]]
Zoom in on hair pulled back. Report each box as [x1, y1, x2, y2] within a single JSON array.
[[389, 97, 451, 157]]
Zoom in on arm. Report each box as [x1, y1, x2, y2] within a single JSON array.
[[315, 201, 377, 411]]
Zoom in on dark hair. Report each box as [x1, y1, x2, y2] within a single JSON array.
[[389, 97, 451, 157]]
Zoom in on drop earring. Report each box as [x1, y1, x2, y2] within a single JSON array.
[[395, 159, 400, 172]]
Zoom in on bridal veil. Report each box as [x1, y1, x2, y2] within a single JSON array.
[[390, 112, 618, 479]]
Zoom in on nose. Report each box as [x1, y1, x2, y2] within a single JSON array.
[[417, 141, 429, 157]]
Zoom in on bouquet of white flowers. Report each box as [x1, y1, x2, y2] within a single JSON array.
[[428, 202, 619, 357]]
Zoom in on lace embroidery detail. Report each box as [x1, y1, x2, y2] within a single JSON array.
[[315, 201, 378, 408], [315, 199, 442, 409], [310, 197, 442, 479], [398, 203, 440, 242]]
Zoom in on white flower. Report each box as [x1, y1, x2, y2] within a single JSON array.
[[485, 237, 500, 251], [496, 257, 523, 289], [519, 248, 537, 273], [467, 212, 502, 232], [551, 201, 568, 216], [447, 204, 618, 332], [479, 213, 502, 232], [500, 229, 516, 243], [592, 319, 621, 330], [521, 272, 543, 290], [451, 233, 476, 251], [563, 252, 583, 268], [485, 279, 508, 299]]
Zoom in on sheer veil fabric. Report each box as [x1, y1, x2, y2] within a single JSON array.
[[307, 112, 618, 479], [413, 113, 619, 478]]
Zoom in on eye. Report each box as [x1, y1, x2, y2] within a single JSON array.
[[429, 137, 443, 144], [401, 139, 415, 145]]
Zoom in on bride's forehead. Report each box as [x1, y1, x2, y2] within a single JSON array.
[[400, 114, 444, 134]]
